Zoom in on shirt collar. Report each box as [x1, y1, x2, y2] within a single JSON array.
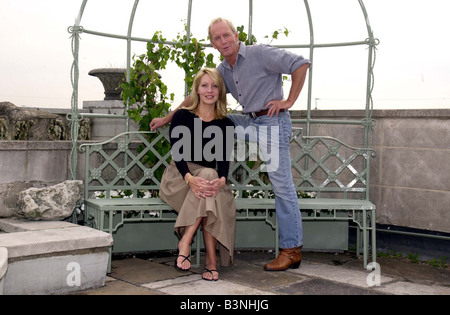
[[222, 42, 246, 70]]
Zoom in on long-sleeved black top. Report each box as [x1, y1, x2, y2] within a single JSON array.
[[169, 109, 235, 180]]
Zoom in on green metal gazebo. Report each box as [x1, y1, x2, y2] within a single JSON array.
[[68, 0, 379, 179]]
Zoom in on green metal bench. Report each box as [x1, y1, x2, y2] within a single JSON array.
[[79, 127, 376, 272]]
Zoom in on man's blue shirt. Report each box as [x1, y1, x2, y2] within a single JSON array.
[[217, 42, 310, 113]]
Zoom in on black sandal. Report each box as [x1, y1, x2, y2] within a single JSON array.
[[174, 254, 191, 271], [202, 268, 219, 281]]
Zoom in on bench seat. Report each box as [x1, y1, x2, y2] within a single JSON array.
[[86, 197, 375, 213]]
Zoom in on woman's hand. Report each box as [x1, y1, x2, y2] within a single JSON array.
[[188, 175, 226, 199], [208, 177, 227, 196], [188, 176, 216, 199]]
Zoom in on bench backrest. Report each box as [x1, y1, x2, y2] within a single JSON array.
[[80, 131, 171, 199], [80, 128, 375, 201]]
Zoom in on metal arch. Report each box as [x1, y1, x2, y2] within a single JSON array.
[[68, 0, 379, 180]]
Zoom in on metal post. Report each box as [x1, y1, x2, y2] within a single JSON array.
[[185, 0, 193, 97], [248, 0, 253, 45], [68, 0, 88, 180]]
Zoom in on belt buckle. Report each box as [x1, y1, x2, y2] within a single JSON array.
[[249, 112, 257, 119]]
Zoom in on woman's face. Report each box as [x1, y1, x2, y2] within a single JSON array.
[[197, 74, 219, 107]]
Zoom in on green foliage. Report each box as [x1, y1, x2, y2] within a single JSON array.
[[121, 26, 217, 132], [236, 25, 257, 45], [427, 257, 447, 269], [172, 25, 216, 94], [121, 31, 174, 132]]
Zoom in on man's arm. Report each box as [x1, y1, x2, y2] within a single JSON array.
[[149, 96, 191, 131], [265, 63, 309, 117]]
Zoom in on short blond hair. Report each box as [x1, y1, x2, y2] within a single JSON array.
[[208, 17, 237, 41], [186, 68, 228, 120]]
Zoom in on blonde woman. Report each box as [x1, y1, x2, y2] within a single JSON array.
[[159, 68, 235, 281]]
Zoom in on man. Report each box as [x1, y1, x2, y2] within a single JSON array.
[[150, 17, 310, 271]]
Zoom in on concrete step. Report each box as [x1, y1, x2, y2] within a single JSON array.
[[0, 218, 113, 295]]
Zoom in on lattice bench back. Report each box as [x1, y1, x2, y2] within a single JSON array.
[[80, 128, 374, 202]]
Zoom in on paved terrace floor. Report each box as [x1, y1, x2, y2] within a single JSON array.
[[70, 250, 450, 296]]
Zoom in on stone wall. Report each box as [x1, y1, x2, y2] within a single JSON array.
[[370, 109, 450, 233], [0, 107, 449, 234], [0, 141, 75, 217], [291, 109, 450, 234], [0, 102, 91, 141]]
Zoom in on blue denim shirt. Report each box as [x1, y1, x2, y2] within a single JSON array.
[[217, 42, 310, 113]]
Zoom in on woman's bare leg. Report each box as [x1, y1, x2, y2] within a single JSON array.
[[202, 218, 219, 280], [177, 217, 202, 270]]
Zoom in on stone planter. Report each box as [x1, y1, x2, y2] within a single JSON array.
[[88, 68, 126, 101]]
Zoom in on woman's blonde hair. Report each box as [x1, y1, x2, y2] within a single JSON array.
[[186, 68, 228, 120]]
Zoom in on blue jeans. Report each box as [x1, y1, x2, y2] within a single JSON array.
[[229, 112, 303, 249]]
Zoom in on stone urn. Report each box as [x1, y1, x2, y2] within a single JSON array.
[[88, 68, 126, 101]]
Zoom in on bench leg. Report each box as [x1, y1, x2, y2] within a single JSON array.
[[370, 209, 377, 269], [363, 210, 368, 269], [356, 224, 361, 259], [363, 209, 378, 270], [107, 246, 112, 273], [105, 211, 113, 273]]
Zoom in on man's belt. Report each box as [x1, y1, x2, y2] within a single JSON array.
[[247, 108, 286, 119]]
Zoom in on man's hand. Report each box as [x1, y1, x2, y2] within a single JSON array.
[[150, 117, 168, 131], [265, 99, 293, 118], [149, 96, 192, 131]]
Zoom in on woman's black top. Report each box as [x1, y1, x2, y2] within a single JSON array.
[[169, 109, 235, 179]]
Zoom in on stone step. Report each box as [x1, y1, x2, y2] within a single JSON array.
[[0, 218, 113, 295]]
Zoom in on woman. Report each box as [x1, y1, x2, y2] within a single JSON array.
[[159, 68, 235, 281]]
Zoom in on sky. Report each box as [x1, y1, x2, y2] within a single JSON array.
[[1, 0, 450, 111]]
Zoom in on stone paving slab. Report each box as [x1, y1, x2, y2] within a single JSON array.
[[290, 260, 394, 288], [78, 279, 159, 295], [275, 278, 386, 295], [110, 257, 188, 284], [144, 276, 274, 295], [376, 281, 450, 295], [69, 251, 450, 296]]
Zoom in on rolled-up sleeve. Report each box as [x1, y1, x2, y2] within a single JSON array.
[[261, 44, 310, 74]]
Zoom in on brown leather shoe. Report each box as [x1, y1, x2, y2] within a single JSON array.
[[264, 246, 302, 271]]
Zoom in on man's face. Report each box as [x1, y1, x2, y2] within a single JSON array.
[[210, 21, 240, 59]]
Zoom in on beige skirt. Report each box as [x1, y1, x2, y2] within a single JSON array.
[[159, 161, 236, 267]]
